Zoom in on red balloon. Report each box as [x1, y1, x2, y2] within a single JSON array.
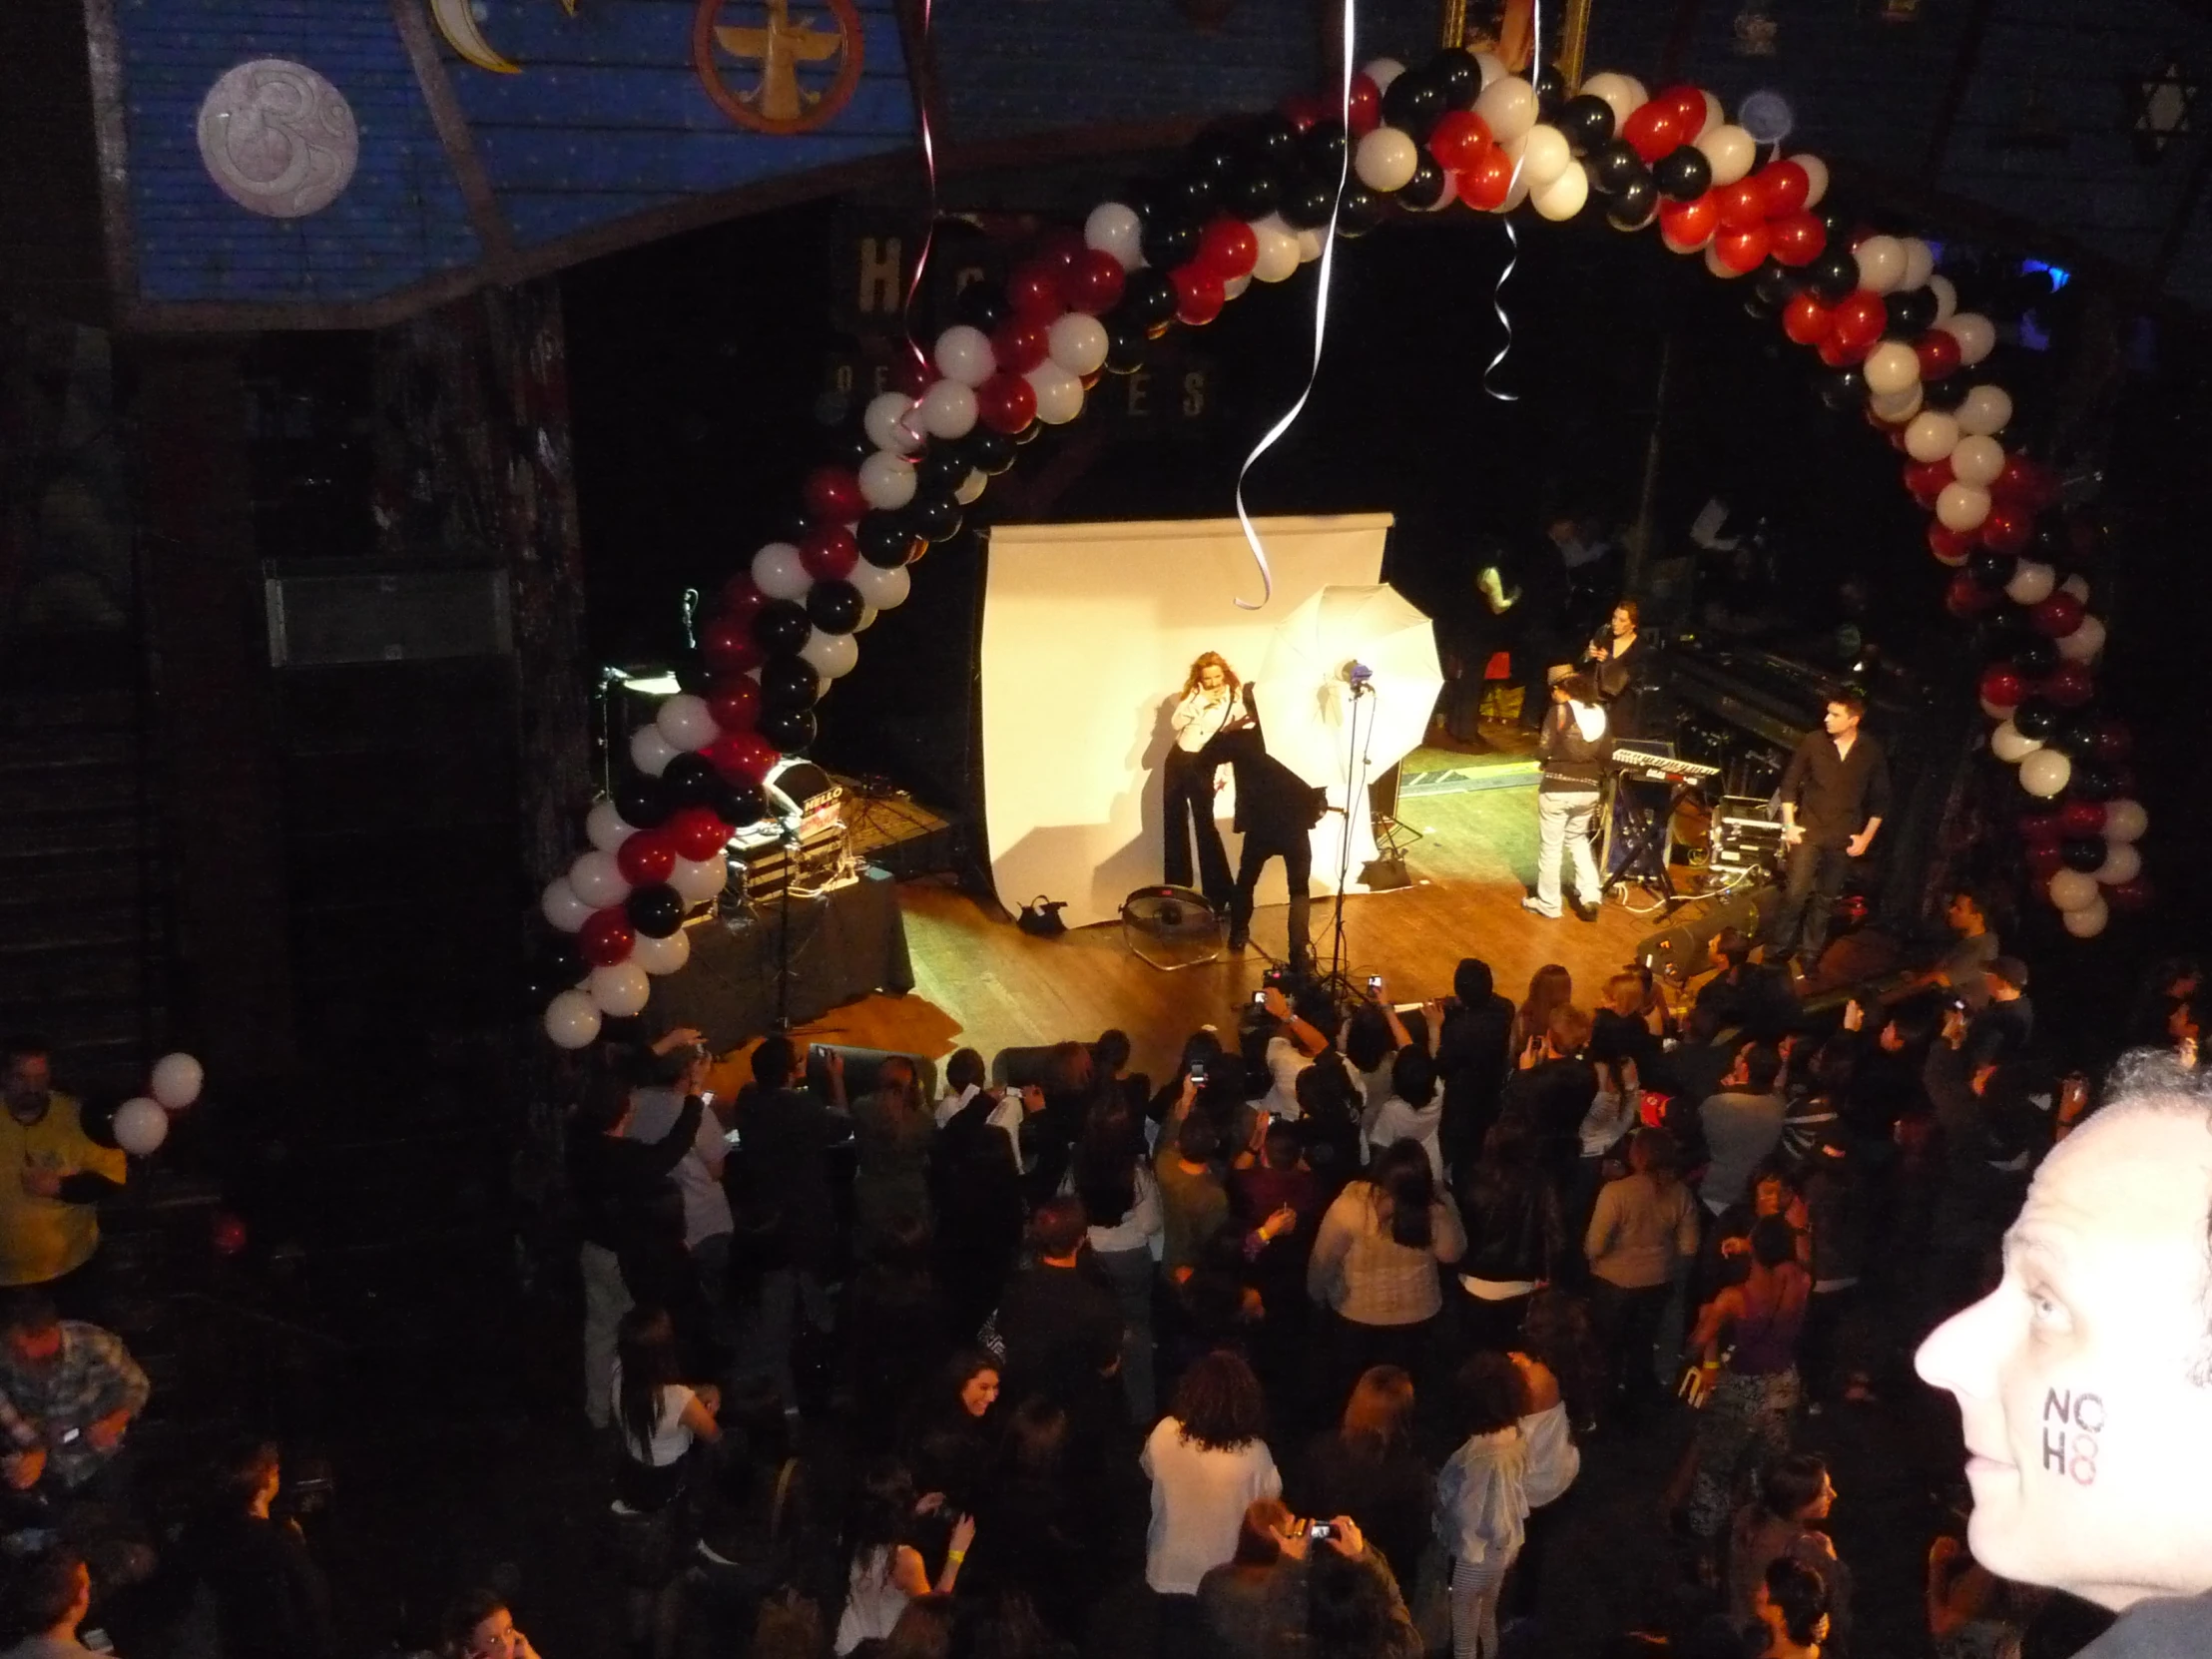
[[1991, 452, 2053, 507], [1978, 664, 2024, 707], [1978, 500, 2033, 554], [1657, 194, 1717, 250], [719, 574, 770, 626], [1059, 248, 1125, 315], [1031, 227, 1087, 276], [1945, 572, 1998, 618], [2041, 662, 2095, 708], [212, 1213, 249, 1258], [1928, 523, 1975, 563], [1757, 160, 1811, 216], [2017, 809, 2064, 844], [1280, 92, 1332, 133], [1904, 457, 1953, 506], [1429, 109, 1493, 171], [1767, 211, 1826, 268], [1914, 329, 1961, 382], [2057, 797, 2107, 837], [800, 524, 858, 582], [616, 829, 677, 886], [705, 674, 762, 733], [1196, 218, 1259, 281], [701, 731, 764, 781], [1782, 291, 1834, 344], [2088, 719, 2133, 763], [1654, 83, 1710, 130], [580, 908, 636, 967], [1829, 290, 1887, 353], [802, 466, 863, 524], [1621, 100, 1683, 164], [1458, 149, 1517, 211], [2106, 875, 2153, 914], [1713, 224, 1770, 274], [667, 805, 735, 861], [974, 372, 1037, 434], [699, 612, 765, 676], [2109, 764, 2139, 798], [989, 318, 1051, 375], [2030, 592, 2085, 638], [1713, 178, 1770, 231], [2024, 841, 2066, 880], [1005, 260, 1065, 323], [887, 354, 930, 399], [1347, 73, 1382, 138], [1818, 334, 1864, 368], [1171, 265, 1226, 325]]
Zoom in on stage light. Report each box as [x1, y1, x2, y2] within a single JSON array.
[[606, 668, 683, 695]]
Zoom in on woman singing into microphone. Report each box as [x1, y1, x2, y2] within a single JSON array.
[[1164, 652, 1245, 907]]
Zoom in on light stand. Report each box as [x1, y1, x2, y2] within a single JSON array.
[[1310, 674, 1378, 1003]]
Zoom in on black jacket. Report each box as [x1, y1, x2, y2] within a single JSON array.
[[1536, 699, 1614, 793], [1197, 698, 1326, 844]]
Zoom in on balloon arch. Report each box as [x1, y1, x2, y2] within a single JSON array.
[[536, 46, 2149, 1048]]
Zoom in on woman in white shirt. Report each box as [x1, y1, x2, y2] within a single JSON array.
[[1141, 1350, 1282, 1649], [1367, 1047, 1444, 1180], [1433, 1350, 1532, 1659], [613, 1306, 722, 1514], [832, 1461, 975, 1654], [1164, 652, 1246, 906], [1068, 1102, 1165, 1422]]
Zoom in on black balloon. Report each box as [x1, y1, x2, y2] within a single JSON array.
[[80, 1099, 120, 1151], [1807, 250, 1860, 305], [1605, 175, 1659, 230], [952, 283, 1008, 333], [2069, 762, 2121, 802], [911, 492, 965, 542], [916, 444, 968, 495], [1653, 147, 1712, 202], [1104, 314, 1149, 374], [2030, 520, 2071, 563], [1557, 94, 1615, 153], [626, 882, 686, 938], [1118, 268, 1179, 329], [1588, 140, 1644, 195], [1752, 263, 1800, 311], [822, 429, 872, 471], [1140, 216, 1201, 271], [662, 752, 723, 807], [968, 427, 1016, 474], [1278, 171, 1339, 230], [1920, 375, 1968, 412], [1165, 172, 1216, 217], [857, 510, 917, 568], [1427, 46, 1482, 109], [760, 655, 820, 712], [1186, 127, 1244, 183], [1816, 365, 1869, 411], [1336, 183, 1389, 238], [614, 776, 671, 830], [757, 708, 818, 754], [1381, 72, 1446, 142], [769, 511, 813, 546], [1301, 120, 1348, 176], [1534, 64, 1566, 120], [751, 599, 812, 656], [523, 939, 586, 1001], [2011, 698, 2058, 740], [1245, 114, 1302, 167], [2058, 837, 2106, 873], [1220, 169, 1280, 220], [807, 579, 864, 634], [2010, 637, 2059, 677], [721, 781, 769, 829], [674, 657, 711, 696], [1967, 549, 2017, 590], [1885, 287, 1938, 338], [1395, 155, 1448, 211]]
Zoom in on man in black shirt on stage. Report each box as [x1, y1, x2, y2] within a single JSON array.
[[1199, 689, 1328, 971], [1768, 691, 1891, 980]]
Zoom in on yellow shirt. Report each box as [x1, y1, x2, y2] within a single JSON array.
[[0, 1094, 126, 1286]]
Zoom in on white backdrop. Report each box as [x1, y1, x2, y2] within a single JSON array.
[[979, 515, 1392, 928]]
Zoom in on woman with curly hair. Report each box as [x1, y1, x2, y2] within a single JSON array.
[[1163, 651, 1246, 906], [1141, 1350, 1282, 1649], [1433, 1351, 1532, 1659]]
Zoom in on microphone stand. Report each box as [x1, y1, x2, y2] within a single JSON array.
[[1314, 679, 1376, 1001]]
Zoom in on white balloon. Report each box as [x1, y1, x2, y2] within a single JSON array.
[[2055, 614, 2106, 662], [1942, 312, 1996, 365], [629, 724, 677, 778], [1083, 201, 1145, 271], [1473, 51, 1510, 90], [1869, 385, 1924, 424], [1928, 274, 1957, 322], [2103, 799, 2148, 842], [1354, 127, 1418, 193], [1904, 412, 1959, 463], [1532, 162, 1589, 222], [1578, 72, 1645, 127], [2003, 561, 2056, 605], [1362, 56, 1405, 92], [1475, 76, 1538, 144], [1853, 235, 1906, 294], [586, 798, 634, 853], [1047, 311, 1109, 373], [2059, 574, 2090, 603], [1792, 154, 1829, 208], [801, 628, 858, 679], [1521, 124, 1572, 187], [2018, 747, 2073, 799], [2047, 869, 2100, 912], [629, 927, 692, 976], [1250, 220, 1301, 283], [656, 693, 721, 753], [1695, 124, 1756, 186], [1295, 229, 1324, 264], [1955, 384, 2013, 437], [541, 875, 594, 931], [1979, 697, 2011, 719], [933, 324, 996, 388], [1697, 90, 1723, 139], [150, 1053, 204, 1111], [2095, 842, 2142, 885], [588, 961, 651, 1018], [1222, 274, 1252, 299], [955, 469, 988, 505], [669, 853, 729, 904], [2061, 896, 2110, 939], [751, 541, 812, 601], [854, 603, 879, 632], [569, 849, 632, 910], [915, 378, 977, 440], [1703, 244, 1745, 280], [1947, 435, 2005, 488], [1899, 238, 1936, 291], [863, 391, 920, 455], [1936, 482, 1991, 532], [857, 450, 916, 511], [1863, 341, 1922, 397], [849, 560, 911, 611], [115, 1098, 168, 1156], [1026, 361, 1084, 425], [1989, 721, 2041, 764], [544, 989, 603, 1049]]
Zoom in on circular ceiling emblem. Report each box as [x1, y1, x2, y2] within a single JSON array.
[[196, 59, 359, 219], [693, 0, 864, 135]]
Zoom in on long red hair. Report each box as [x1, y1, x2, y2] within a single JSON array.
[[1182, 652, 1241, 697]]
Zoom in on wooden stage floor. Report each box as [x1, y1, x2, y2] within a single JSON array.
[[779, 784, 1682, 1085]]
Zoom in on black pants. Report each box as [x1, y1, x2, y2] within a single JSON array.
[[1770, 838, 1854, 961], [1229, 829, 1312, 960], [1160, 749, 1233, 905], [1589, 1278, 1671, 1426]]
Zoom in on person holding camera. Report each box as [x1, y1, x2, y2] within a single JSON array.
[[1198, 1501, 1420, 1659]]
